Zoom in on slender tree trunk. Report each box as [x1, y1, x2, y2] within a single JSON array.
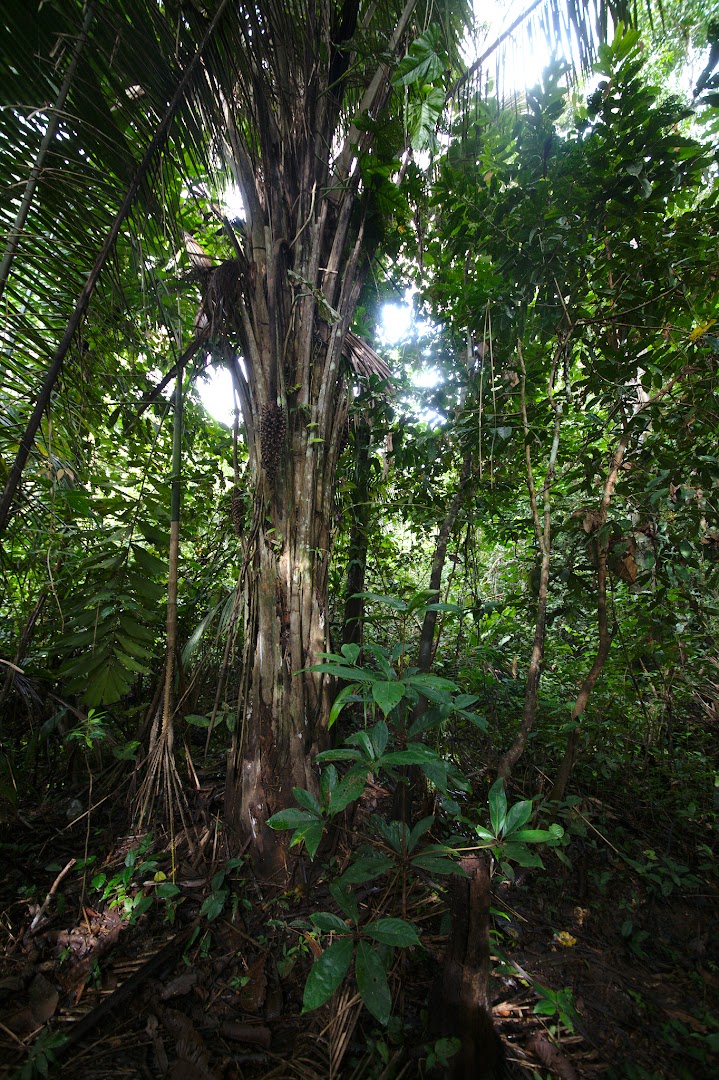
[[391, 457, 471, 823], [549, 541, 612, 801], [416, 456, 471, 674], [498, 342, 564, 779]]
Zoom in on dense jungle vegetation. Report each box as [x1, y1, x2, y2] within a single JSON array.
[[1, 1, 718, 1077]]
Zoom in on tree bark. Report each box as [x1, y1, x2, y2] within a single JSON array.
[[225, 417, 344, 877]]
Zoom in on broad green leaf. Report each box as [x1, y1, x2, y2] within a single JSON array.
[[156, 883, 181, 898], [363, 917, 420, 947], [310, 912, 349, 932], [200, 890, 227, 922], [370, 721, 389, 757], [351, 592, 407, 611], [293, 821, 324, 859], [184, 714, 210, 727], [266, 808, 317, 831], [382, 746, 443, 766], [408, 816, 435, 852], [475, 825, 497, 844], [392, 25, 446, 87], [457, 709, 488, 731], [405, 589, 438, 614], [315, 749, 363, 763], [340, 643, 360, 664], [453, 694, 479, 709], [355, 940, 391, 1024], [372, 681, 406, 717], [488, 779, 507, 835], [510, 828, 555, 843], [411, 853, 465, 875], [347, 729, 375, 759], [292, 786, 323, 816], [115, 651, 151, 674], [302, 937, 354, 1012], [338, 854, 394, 884], [320, 765, 338, 804], [305, 662, 376, 682], [374, 817, 404, 853], [329, 772, 366, 816], [329, 684, 359, 729], [131, 544, 167, 576], [501, 843, 544, 868], [329, 881, 360, 923], [503, 800, 533, 835], [420, 757, 450, 794]]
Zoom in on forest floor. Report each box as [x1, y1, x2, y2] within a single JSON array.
[[0, 758, 717, 1080]]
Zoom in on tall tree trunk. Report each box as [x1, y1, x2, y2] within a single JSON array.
[[342, 422, 371, 652], [217, 0, 420, 875], [225, 396, 346, 878]]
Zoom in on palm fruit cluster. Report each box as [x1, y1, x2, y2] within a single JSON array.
[[260, 402, 286, 481]]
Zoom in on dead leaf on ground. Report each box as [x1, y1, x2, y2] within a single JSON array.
[[528, 1032, 579, 1080], [29, 973, 59, 1024], [237, 954, 267, 1013]]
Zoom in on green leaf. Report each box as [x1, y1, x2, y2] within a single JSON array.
[[185, 714, 210, 727], [131, 544, 167, 576], [392, 25, 446, 87], [292, 787, 323, 816], [363, 918, 420, 947], [315, 749, 363, 763], [306, 662, 376, 682], [351, 592, 407, 610], [200, 889, 227, 921], [329, 684, 359, 729], [372, 681, 406, 717], [370, 720, 389, 757], [474, 825, 496, 844], [382, 746, 443, 766], [302, 937, 354, 1012], [340, 643, 360, 664], [329, 772, 367, 816], [347, 729, 375, 759], [156, 883, 181, 898], [292, 821, 324, 859], [501, 843, 544, 868], [510, 828, 555, 843], [503, 800, 533, 835], [488, 779, 507, 835], [339, 854, 394, 884], [310, 912, 349, 932], [408, 815, 435, 852], [408, 86, 445, 151], [355, 940, 392, 1024], [405, 589, 438, 614], [329, 881, 360, 923], [411, 853, 464, 875], [320, 765, 338, 804], [267, 808, 318, 831]]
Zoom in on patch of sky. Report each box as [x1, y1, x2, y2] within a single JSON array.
[[196, 364, 236, 427]]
